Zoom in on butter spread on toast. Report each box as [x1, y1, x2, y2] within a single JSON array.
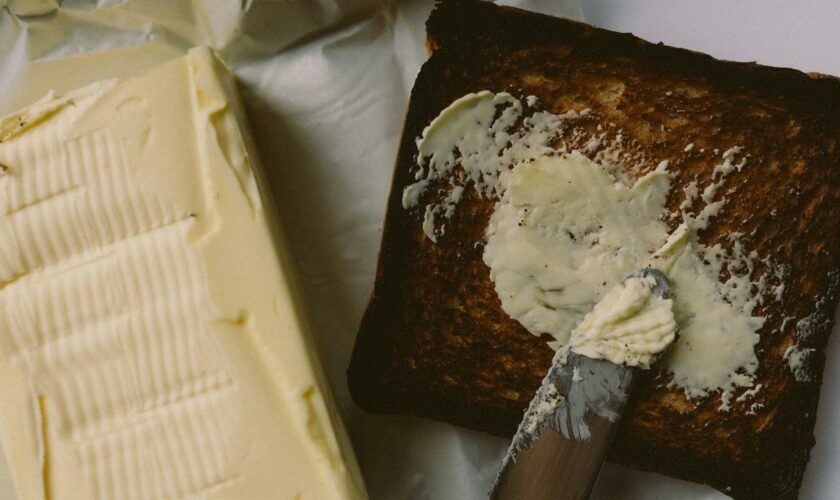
[[403, 91, 783, 410]]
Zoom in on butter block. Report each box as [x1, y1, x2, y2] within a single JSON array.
[[0, 47, 366, 499]]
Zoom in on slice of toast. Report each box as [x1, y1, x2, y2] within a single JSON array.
[[347, 1, 840, 498]]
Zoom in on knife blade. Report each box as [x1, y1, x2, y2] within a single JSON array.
[[490, 268, 670, 500]]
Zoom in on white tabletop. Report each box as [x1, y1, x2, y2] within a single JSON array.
[[582, 0, 840, 76]]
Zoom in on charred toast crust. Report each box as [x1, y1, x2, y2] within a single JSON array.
[[348, 1, 840, 498]]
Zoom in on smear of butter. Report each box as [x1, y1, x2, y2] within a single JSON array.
[[404, 90, 580, 242], [568, 275, 676, 369], [483, 154, 671, 339], [407, 91, 778, 408], [484, 153, 764, 403]]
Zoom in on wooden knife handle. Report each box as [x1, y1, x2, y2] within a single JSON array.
[[492, 415, 619, 500]]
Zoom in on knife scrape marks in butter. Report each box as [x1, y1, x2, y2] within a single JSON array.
[[484, 153, 764, 405], [0, 48, 364, 500], [404, 91, 780, 410]]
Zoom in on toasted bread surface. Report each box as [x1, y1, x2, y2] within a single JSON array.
[[348, 2, 840, 498]]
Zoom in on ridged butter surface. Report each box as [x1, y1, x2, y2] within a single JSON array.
[[0, 48, 364, 499]]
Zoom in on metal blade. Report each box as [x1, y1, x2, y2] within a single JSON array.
[[490, 268, 670, 499], [491, 351, 635, 498]]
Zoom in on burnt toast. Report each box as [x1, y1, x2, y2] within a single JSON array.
[[348, 1, 840, 498]]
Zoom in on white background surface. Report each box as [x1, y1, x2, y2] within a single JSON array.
[[0, 1, 838, 499], [582, 0, 840, 76]]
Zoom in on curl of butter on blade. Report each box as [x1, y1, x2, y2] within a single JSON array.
[[568, 275, 676, 369]]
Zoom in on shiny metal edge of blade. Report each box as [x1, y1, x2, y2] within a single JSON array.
[[490, 351, 635, 496]]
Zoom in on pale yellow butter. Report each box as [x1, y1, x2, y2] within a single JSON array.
[[568, 275, 676, 369], [483, 153, 762, 404], [0, 48, 365, 499]]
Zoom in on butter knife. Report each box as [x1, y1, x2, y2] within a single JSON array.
[[490, 268, 670, 500]]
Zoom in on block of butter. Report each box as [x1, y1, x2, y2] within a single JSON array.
[[0, 47, 365, 499]]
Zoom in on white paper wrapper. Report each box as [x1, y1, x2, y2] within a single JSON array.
[[0, 2, 836, 499]]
